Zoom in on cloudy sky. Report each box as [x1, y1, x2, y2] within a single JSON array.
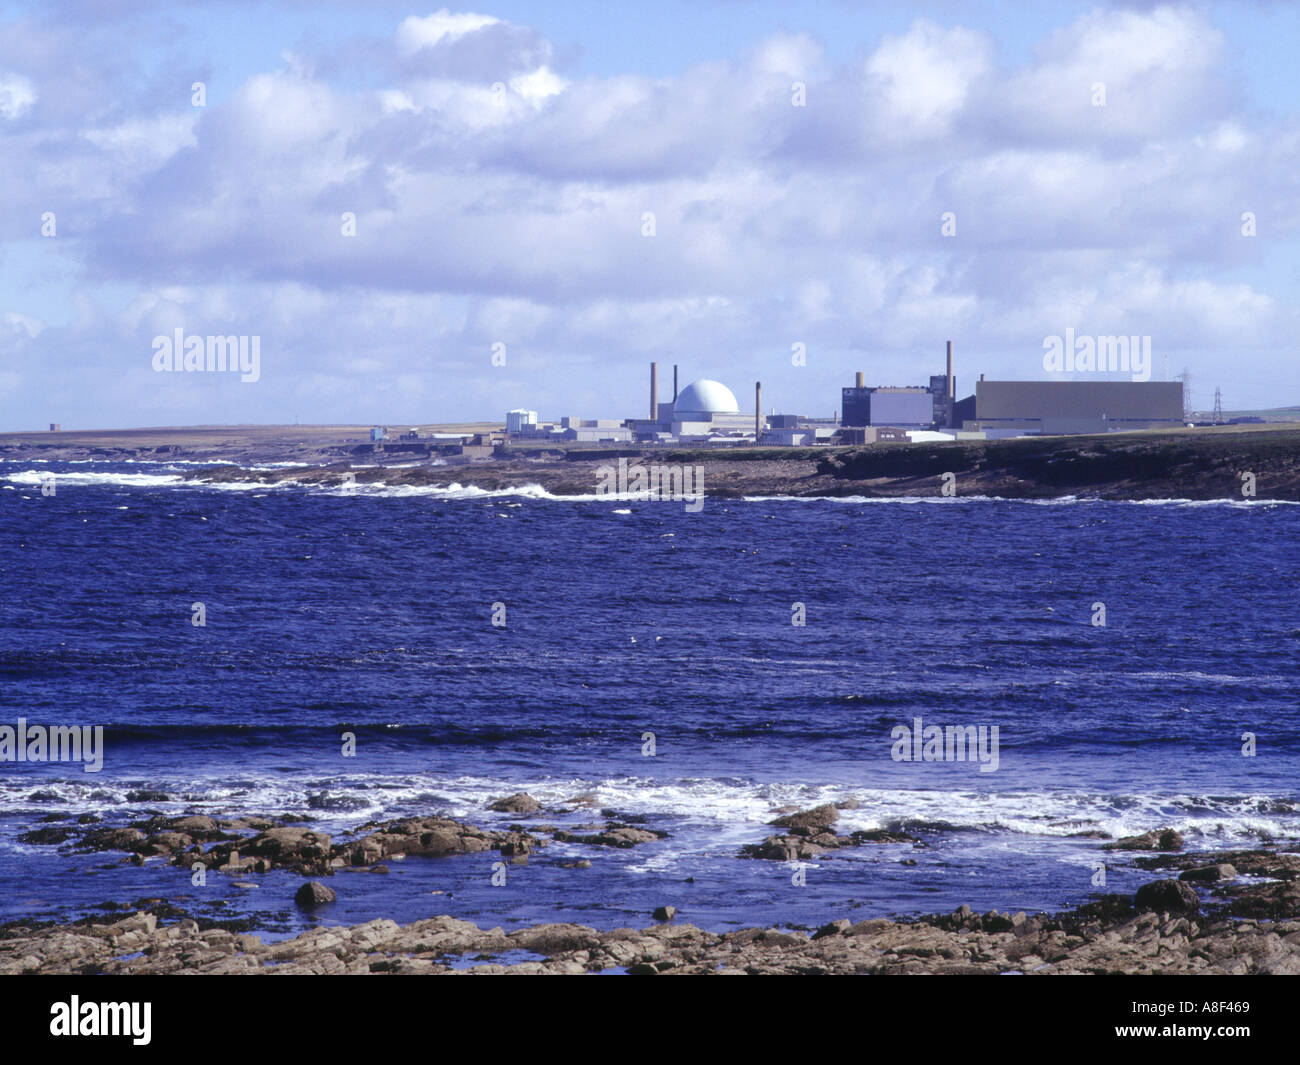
[[1, 0, 1297, 429]]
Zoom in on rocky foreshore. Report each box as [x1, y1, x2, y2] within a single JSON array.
[[8, 798, 1300, 974], [5, 878, 1300, 975]]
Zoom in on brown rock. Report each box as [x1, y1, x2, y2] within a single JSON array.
[[488, 793, 542, 814], [770, 804, 839, 831], [1179, 864, 1236, 882], [1134, 879, 1199, 915], [294, 881, 337, 908], [1105, 829, 1184, 852]]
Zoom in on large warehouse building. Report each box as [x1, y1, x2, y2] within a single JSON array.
[[973, 381, 1184, 435]]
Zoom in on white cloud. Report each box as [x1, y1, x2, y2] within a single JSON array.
[[396, 10, 501, 55], [509, 65, 566, 105], [0, 70, 35, 119], [864, 21, 991, 137]]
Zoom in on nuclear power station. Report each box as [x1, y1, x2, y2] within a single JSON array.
[[502, 340, 1190, 447]]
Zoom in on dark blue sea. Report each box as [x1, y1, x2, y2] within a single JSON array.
[[2, 460, 1297, 940]]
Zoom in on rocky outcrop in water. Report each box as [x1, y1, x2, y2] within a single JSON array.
[[740, 806, 917, 860]]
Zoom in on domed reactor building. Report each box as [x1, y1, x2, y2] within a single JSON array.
[[629, 362, 761, 442]]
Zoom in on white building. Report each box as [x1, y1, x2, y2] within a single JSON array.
[[506, 409, 538, 433], [670, 379, 756, 437]]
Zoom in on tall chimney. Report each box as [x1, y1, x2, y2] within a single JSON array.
[[855, 371, 864, 389], [650, 362, 658, 421], [673, 364, 678, 402], [946, 341, 954, 400], [755, 381, 762, 441]]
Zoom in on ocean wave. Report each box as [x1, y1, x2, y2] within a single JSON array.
[[2, 772, 1295, 850]]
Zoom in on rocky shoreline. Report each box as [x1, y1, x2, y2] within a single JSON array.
[[7, 799, 1300, 974], [4, 423, 1300, 501], [4, 869, 1299, 975]]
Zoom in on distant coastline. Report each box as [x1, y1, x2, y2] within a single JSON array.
[[3, 423, 1299, 502]]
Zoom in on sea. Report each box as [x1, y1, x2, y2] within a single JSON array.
[[1, 459, 1297, 940]]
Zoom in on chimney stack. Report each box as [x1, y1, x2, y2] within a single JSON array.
[[755, 381, 762, 441], [673, 364, 678, 402], [855, 371, 864, 389], [946, 341, 954, 400], [650, 362, 658, 421]]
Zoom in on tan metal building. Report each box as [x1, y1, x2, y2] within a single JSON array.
[[973, 381, 1184, 434]]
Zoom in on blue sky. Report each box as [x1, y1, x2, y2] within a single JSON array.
[[1, 1, 1297, 428]]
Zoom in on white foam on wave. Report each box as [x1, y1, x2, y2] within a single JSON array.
[[3, 773, 1293, 851], [3, 470, 183, 487], [4, 464, 1297, 508]]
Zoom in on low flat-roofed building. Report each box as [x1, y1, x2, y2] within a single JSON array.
[[975, 380, 1184, 434]]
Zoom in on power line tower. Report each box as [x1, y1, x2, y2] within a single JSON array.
[[1212, 387, 1223, 423]]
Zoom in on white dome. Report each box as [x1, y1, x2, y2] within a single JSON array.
[[674, 379, 739, 416]]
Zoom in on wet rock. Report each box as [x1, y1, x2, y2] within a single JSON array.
[[1217, 881, 1300, 920], [126, 789, 171, 803], [552, 824, 667, 848], [770, 804, 839, 831], [1105, 829, 1184, 852], [741, 835, 827, 861], [498, 833, 533, 858], [339, 817, 543, 867], [488, 793, 542, 815], [169, 816, 222, 837], [741, 827, 913, 860], [294, 882, 337, 908], [197, 826, 334, 876], [144, 832, 194, 855], [653, 906, 676, 921], [17, 827, 75, 845], [1180, 864, 1236, 883], [1135, 879, 1199, 915], [80, 827, 147, 853], [851, 830, 916, 844]]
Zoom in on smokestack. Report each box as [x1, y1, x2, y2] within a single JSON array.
[[855, 371, 864, 389], [946, 341, 954, 400], [673, 364, 678, 402], [650, 362, 658, 421], [755, 381, 762, 441]]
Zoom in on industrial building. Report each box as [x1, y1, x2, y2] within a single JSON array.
[[506, 409, 538, 433], [841, 342, 970, 430], [972, 381, 1184, 435], [627, 362, 766, 442]]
